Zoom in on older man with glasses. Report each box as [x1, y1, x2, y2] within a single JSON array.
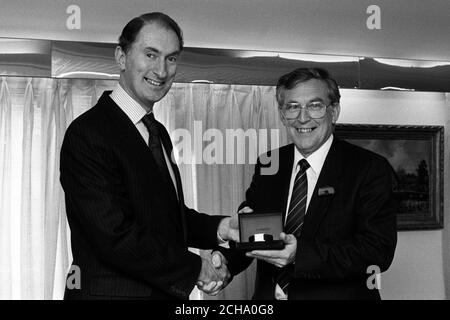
[[218, 68, 397, 300]]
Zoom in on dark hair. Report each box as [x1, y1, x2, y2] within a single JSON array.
[[118, 12, 184, 53], [276, 68, 341, 106]]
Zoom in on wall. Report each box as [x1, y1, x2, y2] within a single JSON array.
[[1, 0, 450, 61], [340, 89, 449, 299]]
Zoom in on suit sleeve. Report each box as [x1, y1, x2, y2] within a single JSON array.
[[60, 126, 205, 299], [184, 206, 226, 249], [294, 157, 397, 280]]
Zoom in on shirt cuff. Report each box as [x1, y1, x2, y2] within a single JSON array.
[[217, 230, 227, 245]]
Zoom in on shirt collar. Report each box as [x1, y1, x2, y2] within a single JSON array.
[[110, 84, 150, 125], [293, 134, 334, 175]]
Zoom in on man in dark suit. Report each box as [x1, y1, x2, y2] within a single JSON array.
[[219, 68, 397, 300], [60, 12, 237, 300]]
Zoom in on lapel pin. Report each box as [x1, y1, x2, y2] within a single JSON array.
[[318, 186, 335, 196]]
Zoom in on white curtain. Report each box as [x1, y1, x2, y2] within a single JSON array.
[[0, 78, 287, 300], [155, 83, 287, 299], [0, 77, 117, 299]]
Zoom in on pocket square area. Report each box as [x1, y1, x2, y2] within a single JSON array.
[[318, 186, 335, 196]]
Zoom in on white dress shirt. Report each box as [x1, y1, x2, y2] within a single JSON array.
[[275, 134, 334, 300], [110, 84, 179, 199]]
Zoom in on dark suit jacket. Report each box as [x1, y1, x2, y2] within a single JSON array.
[[60, 91, 224, 300], [224, 138, 397, 300]]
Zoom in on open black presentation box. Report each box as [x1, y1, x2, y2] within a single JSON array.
[[233, 212, 285, 252]]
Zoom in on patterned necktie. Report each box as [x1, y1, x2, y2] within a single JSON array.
[[285, 159, 310, 237], [276, 158, 310, 294]]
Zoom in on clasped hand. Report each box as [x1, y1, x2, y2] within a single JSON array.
[[196, 214, 239, 295], [196, 251, 230, 295]]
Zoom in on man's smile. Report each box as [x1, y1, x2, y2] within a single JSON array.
[[295, 127, 316, 134], [144, 77, 165, 87]]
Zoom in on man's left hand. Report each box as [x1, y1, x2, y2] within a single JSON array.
[[245, 233, 297, 268], [217, 215, 239, 242]]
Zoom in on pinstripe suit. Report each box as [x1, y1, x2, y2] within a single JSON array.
[[60, 91, 224, 299]]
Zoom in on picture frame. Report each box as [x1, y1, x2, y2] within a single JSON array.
[[335, 124, 444, 231]]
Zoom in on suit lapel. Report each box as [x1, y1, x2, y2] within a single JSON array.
[[99, 92, 185, 234], [101, 93, 179, 201], [301, 138, 342, 240], [100, 92, 150, 151]]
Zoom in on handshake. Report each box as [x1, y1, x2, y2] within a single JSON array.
[[196, 214, 239, 295], [196, 251, 230, 296]]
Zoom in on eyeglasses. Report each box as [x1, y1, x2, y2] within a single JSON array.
[[279, 101, 334, 120]]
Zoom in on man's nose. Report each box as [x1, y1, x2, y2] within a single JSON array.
[[297, 107, 311, 123], [153, 59, 167, 78]]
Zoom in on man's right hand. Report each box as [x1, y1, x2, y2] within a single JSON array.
[[196, 252, 230, 295]]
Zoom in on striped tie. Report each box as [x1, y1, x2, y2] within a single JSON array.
[[277, 159, 310, 293]]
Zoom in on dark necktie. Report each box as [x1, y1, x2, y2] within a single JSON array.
[[142, 113, 176, 194], [276, 158, 310, 294], [141, 113, 187, 242]]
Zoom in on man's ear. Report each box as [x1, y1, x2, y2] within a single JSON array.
[[331, 103, 340, 124], [115, 46, 126, 71], [276, 92, 288, 126], [278, 108, 288, 126]]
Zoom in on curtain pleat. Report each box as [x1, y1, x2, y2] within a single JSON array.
[[20, 79, 35, 299], [52, 80, 70, 299], [0, 77, 13, 299], [90, 82, 98, 106], [43, 80, 60, 299]]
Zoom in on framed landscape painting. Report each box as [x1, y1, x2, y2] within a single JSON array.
[[335, 124, 444, 231]]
